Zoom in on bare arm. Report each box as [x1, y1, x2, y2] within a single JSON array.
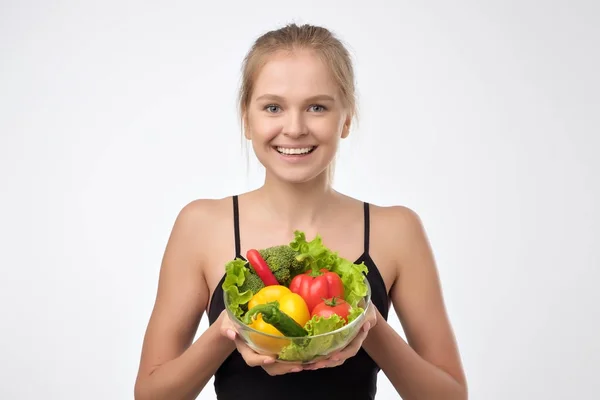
[[362, 207, 468, 400], [134, 202, 236, 400]]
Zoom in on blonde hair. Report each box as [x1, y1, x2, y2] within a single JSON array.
[[238, 23, 358, 182]]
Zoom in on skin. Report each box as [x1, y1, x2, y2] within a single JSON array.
[[134, 48, 467, 400]]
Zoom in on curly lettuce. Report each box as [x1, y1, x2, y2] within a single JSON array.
[[222, 258, 253, 318], [289, 230, 369, 307], [278, 308, 365, 362]]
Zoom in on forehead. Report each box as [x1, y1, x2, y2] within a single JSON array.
[[252, 49, 340, 101]]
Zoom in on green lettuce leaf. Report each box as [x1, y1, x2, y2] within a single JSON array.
[[278, 314, 349, 362], [289, 230, 369, 307], [330, 257, 369, 307], [289, 231, 339, 272], [221, 258, 253, 318], [347, 306, 364, 323], [304, 314, 346, 335]]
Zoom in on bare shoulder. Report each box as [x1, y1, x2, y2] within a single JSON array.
[[176, 197, 229, 228], [370, 203, 423, 231], [147, 196, 233, 313], [172, 196, 242, 282], [367, 203, 428, 265], [172, 197, 236, 249]]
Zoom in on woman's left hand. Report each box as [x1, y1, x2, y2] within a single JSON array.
[[303, 303, 378, 370]]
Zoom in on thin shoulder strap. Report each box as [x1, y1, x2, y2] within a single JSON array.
[[232, 195, 241, 257], [363, 202, 370, 254]]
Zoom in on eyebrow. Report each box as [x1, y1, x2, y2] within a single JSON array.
[[255, 94, 336, 103]]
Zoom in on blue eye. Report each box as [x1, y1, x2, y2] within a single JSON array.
[[309, 105, 326, 112], [265, 105, 281, 113]]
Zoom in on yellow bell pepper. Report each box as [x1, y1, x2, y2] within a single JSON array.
[[248, 285, 292, 309], [246, 285, 310, 353]]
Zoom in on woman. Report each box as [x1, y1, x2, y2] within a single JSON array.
[[134, 23, 467, 400]]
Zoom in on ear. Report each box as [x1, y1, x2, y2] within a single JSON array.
[[242, 111, 251, 140], [341, 113, 352, 139]]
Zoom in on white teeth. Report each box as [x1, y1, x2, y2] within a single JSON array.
[[276, 147, 314, 155]]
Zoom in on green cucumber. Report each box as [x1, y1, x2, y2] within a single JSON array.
[[243, 301, 308, 337]]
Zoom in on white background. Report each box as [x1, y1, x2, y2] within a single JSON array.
[[1, 1, 598, 399]]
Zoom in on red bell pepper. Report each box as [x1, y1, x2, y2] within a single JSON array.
[[289, 269, 345, 312], [246, 249, 279, 286]]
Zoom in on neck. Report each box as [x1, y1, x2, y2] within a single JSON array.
[[256, 170, 337, 229]]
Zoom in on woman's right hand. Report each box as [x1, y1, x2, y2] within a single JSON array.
[[218, 310, 305, 376]]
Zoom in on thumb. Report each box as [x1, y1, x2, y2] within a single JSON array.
[[224, 329, 237, 340], [219, 315, 237, 340]]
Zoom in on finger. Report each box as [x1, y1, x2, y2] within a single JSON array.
[[263, 363, 304, 376], [220, 322, 238, 340], [234, 338, 276, 367], [367, 309, 378, 327], [307, 359, 344, 370], [363, 308, 377, 331], [332, 328, 370, 360], [219, 318, 238, 340], [221, 328, 237, 341], [305, 318, 374, 371], [362, 321, 372, 332], [262, 359, 304, 375], [325, 360, 345, 368], [304, 357, 346, 370]]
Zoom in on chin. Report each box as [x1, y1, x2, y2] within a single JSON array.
[[269, 168, 329, 184]]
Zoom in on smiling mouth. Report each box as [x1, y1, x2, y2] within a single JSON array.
[[274, 146, 317, 155]]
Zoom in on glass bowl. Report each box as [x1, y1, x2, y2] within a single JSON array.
[[224, 277, 372, 364]]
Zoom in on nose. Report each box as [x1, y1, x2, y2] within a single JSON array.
[[282, 110, 308, 138]]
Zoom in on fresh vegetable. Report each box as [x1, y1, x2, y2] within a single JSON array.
[[222, 259, 254, 318], [246, 249, 279, 286], [244, 286, 311, 353], [311, 297, 352, 323], [238, 272, 265, 295], [221, 230, 372, 362], [289, 268, 345, 312], [347, 306, 365, 323], [258, 245, 306, 286], [248, 285, 290, 307], [277, 306, 366, 362], [278, 314, 347, 361], [290, 231, 369, 307], [244, 302, 309, 337], [247, 285, 310, 329]]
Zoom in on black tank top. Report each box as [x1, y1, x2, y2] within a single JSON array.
[[207, 195, 390, 400]]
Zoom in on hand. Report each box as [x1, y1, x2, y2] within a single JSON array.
[[219, 310, 304, 376], [303, 303, 378, 371]]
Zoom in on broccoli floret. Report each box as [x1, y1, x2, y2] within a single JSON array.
[[239, 271, 265, 294], [238, 272, 265, 313], [273, 268, 292, 286], [258, 245, 306, 285]]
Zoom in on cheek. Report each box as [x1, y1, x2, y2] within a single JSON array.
[[248, 116, 281, 143], [310, 118, 344, 142]]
